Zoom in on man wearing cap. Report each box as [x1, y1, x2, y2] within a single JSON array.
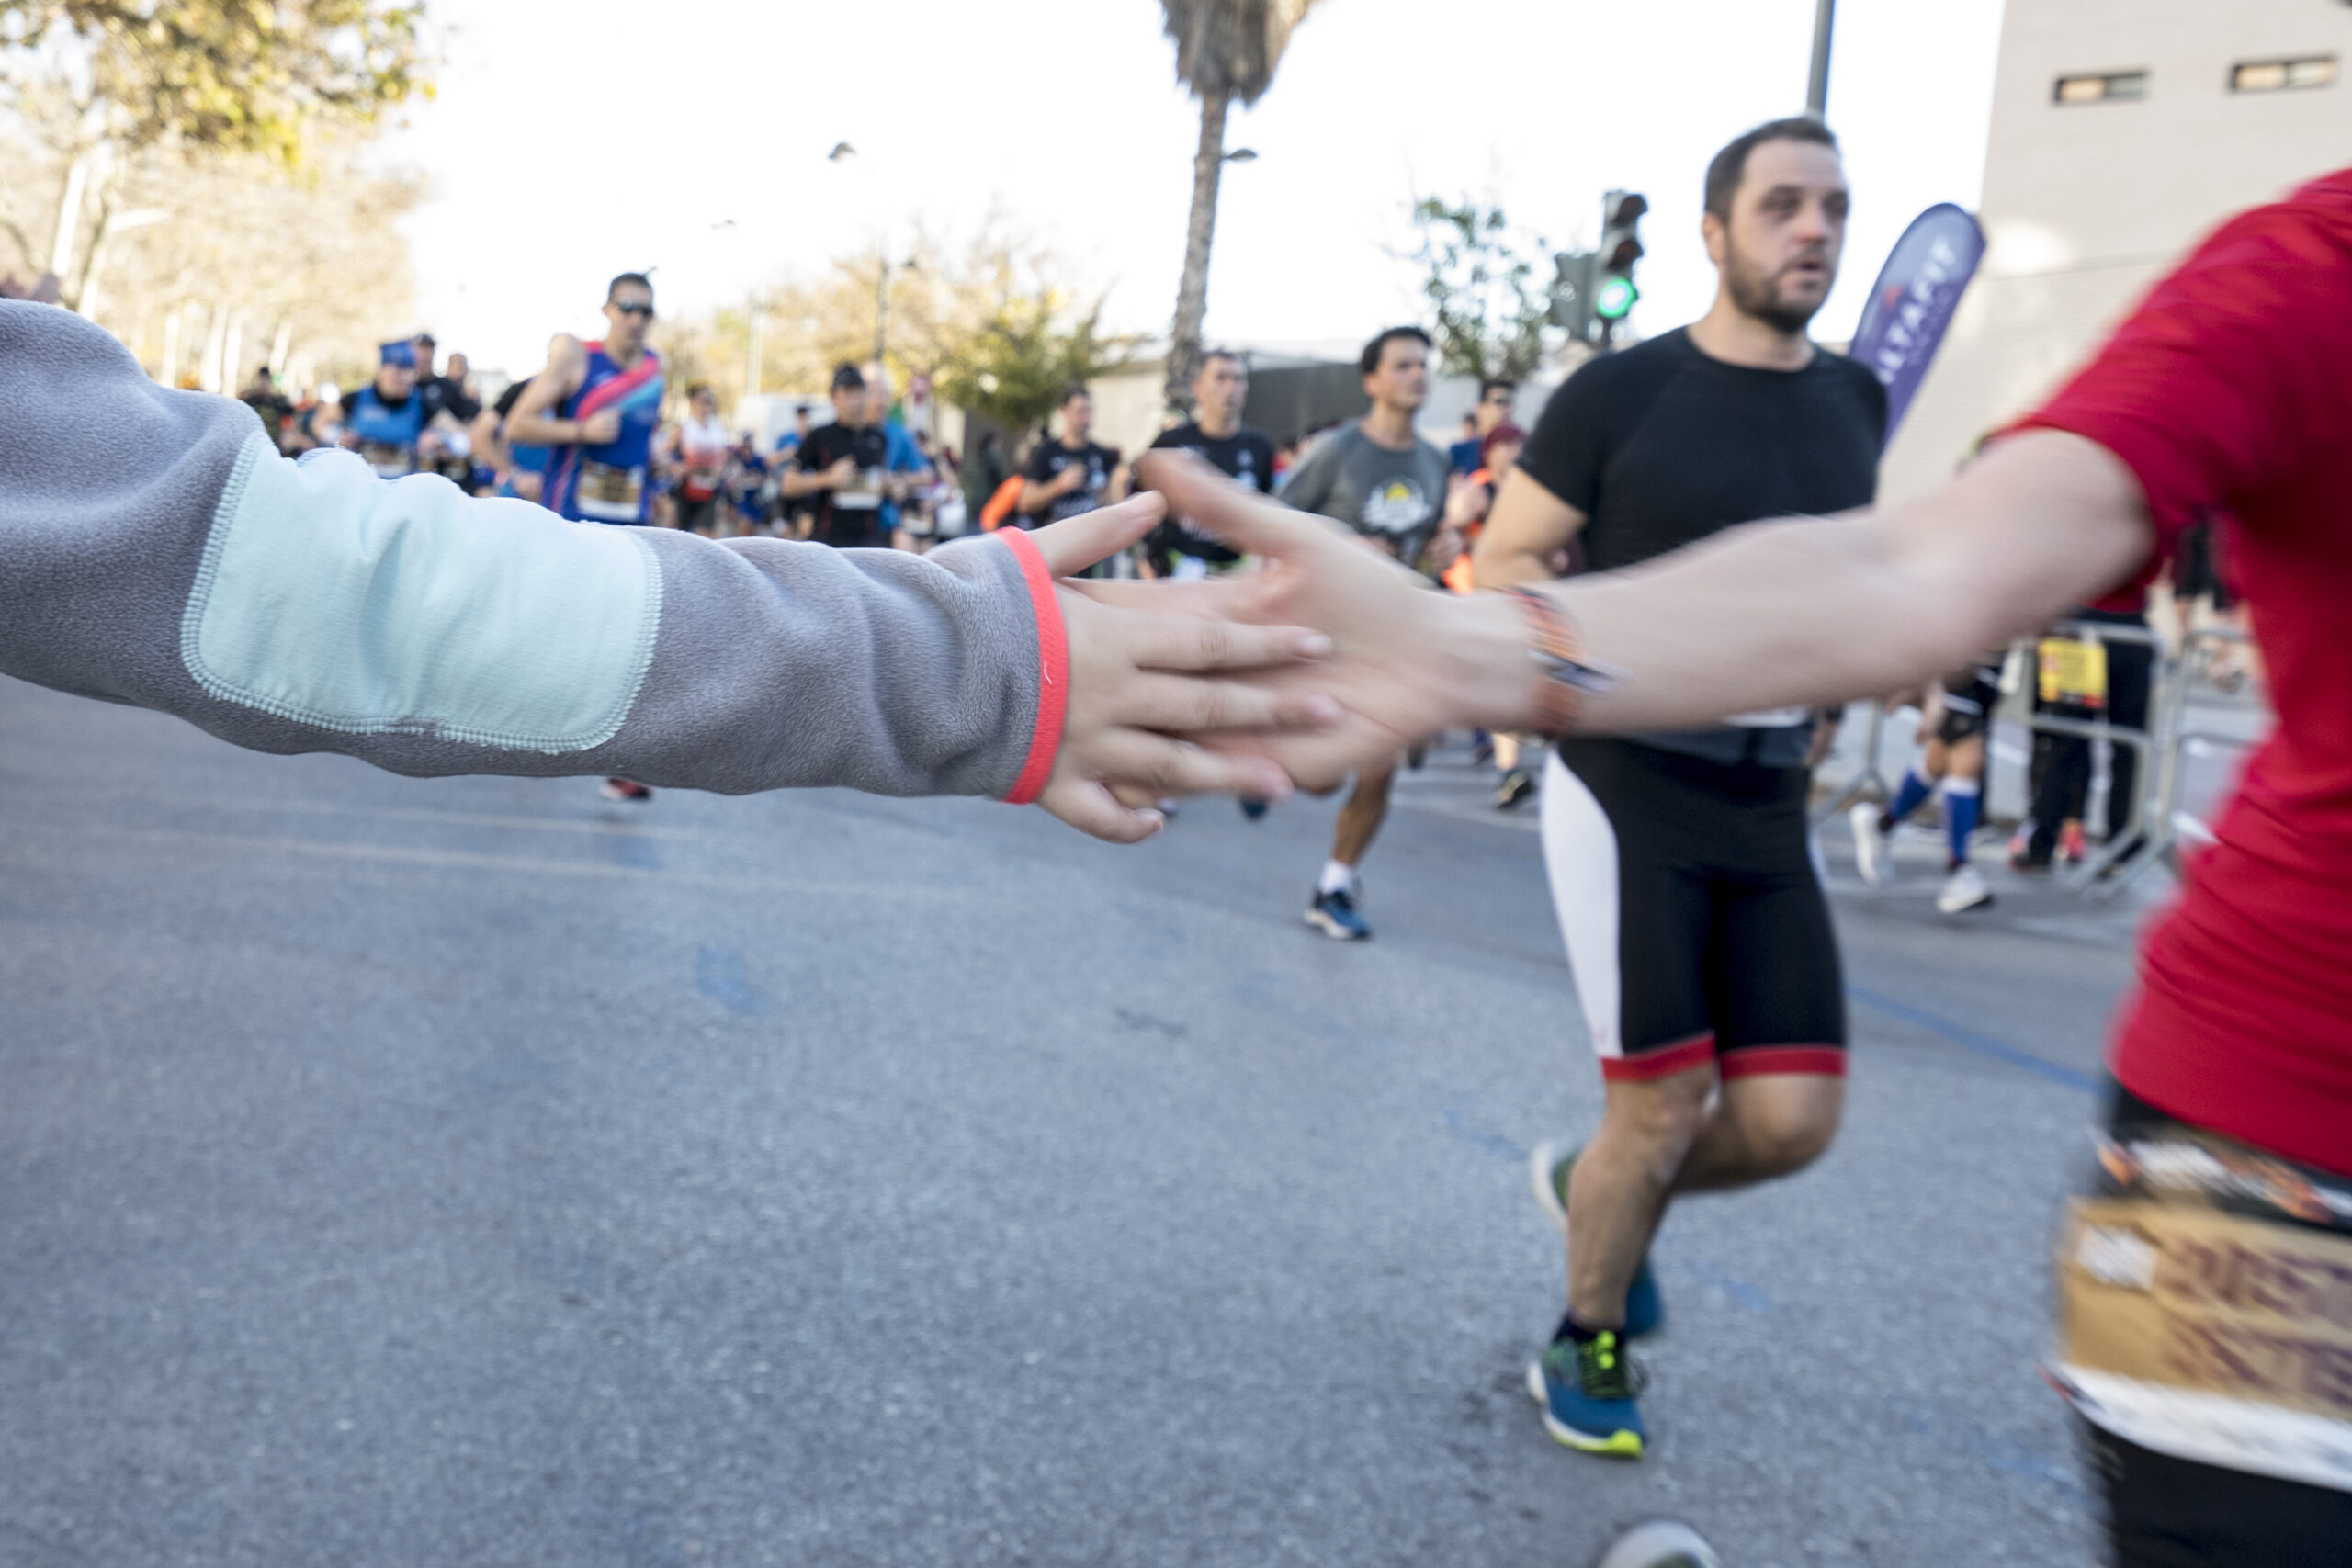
[[782, 364, 890, 548], [338, 341, 466, 480]]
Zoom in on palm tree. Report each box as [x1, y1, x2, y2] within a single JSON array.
[[1159, 0, 1323, 413]]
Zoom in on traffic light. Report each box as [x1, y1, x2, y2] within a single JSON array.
[[1549, 248, 1597, 341], [1593, 190, 1647, 339]]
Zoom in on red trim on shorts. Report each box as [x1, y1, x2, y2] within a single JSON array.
[[1719, 1045, 1847, 1080], [1600, 1032, 1716, 1082], [997, 526, 1068, 807]]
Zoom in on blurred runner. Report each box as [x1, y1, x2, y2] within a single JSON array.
[[411, 334, 480, 487], [727, 431, 770, 536], [1474, 118, 1880, 1459], [338, 340, 465, 479], [863, 362, 933, 551], [1280, 325, 1455, 940], [1147, 349, 1280, 820], [784, 364, 888, 547], [503, 271, 669, 802], [671, 383, 731, 537], [1851, 658, 2002, 913], [1017, 387, 1125, 574], [1450, 423, 1538, 808], [506, 272, 667, 527], [1143, 349, 1274, 580]]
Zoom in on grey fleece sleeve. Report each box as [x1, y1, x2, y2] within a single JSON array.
[[0, 301, 1049, 798]]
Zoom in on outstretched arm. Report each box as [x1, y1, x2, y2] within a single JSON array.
[[0, 303, 1330, 842], [1119, 435, 2151, 788]]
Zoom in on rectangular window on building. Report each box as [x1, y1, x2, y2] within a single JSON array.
[[2054, 70, 2149, 105], [2230, 56, 2338, 93]]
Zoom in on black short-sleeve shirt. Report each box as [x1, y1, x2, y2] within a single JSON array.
[[1144, 421, 1275, 566], [794, 420, 891, 546], [1520, 328, 1886, 765], [1021, 437, 1121, 525]]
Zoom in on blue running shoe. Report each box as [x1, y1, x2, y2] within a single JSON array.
[[1239, 797, 1269, 821], [1526, 1328, 1645, 1458], [1305, 886, 1370, 940], [1529, 1137, 1664, 1338]]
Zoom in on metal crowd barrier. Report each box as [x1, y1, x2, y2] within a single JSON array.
[[1812, 618, 2261, 903]]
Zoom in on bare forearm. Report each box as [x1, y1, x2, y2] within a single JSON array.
[[1488, 434, 2153, 734], [506, 411, 583, 446]]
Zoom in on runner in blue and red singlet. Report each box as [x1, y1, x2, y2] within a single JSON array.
[[504, 271, 669, 800], [509, 271, 667, 528]]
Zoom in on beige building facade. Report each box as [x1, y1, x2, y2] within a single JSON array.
[[1883, 0, 2352, 501]]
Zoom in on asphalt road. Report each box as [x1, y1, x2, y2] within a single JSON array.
[[2, 675, 2217, 1568]]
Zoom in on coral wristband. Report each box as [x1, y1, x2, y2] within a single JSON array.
[[996, 527, 1068, 805]]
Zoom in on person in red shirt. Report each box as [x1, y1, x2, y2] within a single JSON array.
[[1136, 168, 2352, 1563]]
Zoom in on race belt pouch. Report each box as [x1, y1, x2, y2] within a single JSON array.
[[2049, 1131, 2352, 1492], [576, 461, 646, 522]]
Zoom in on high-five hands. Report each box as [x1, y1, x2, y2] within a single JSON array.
[[1023, 493, 1342, 842], [1068, 453, 1540, 795]]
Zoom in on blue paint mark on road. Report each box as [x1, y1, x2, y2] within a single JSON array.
[[1667, 1254, 1776, 1315], [1883, 1394, 2090, 1515], [1442, 1106, 1526, 1162], [1849, 986, 2098, 1094], [695, 948, 770, 1018], [601, 832, 662, 870]]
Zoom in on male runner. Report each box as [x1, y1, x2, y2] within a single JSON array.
[[1138, 159, 2352, 1568], [1851, 657, 2003, 913], [504, 271, 669, 801], [783, 364, 888, 547], [1143, 349, 1275, 581], [506, 273, 667, 528], [1279, 325, 1454, 941], [338, 341, 464, 480], [1018, 387, 1124, 529], [1147, 349, 1280, 820], [411, 335, 481, 488], [1468, 118, 1881, 1456]]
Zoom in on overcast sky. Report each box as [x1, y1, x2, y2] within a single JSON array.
[[385, 0, 2007, 378]]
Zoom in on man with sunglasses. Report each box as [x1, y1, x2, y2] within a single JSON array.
[[506, 272, 667, 530], [506, 271, 670, 800]]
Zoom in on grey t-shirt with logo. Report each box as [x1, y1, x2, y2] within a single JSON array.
[[1276, 423, 1452, 574]]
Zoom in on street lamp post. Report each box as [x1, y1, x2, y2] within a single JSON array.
[[1806, 0, 1835, 118]]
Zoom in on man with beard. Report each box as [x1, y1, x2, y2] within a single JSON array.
[[1471, 117, 1883, 1458]]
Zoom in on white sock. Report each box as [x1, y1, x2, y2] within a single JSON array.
[[1317, 859, 1356, 896]]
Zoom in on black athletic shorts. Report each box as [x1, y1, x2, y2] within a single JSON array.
[[1935, 661, 2004, 746], [1542, 737, 1846, 1082]]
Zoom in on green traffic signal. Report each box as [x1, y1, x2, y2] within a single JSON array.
[[1594, 275, 1638, 321]]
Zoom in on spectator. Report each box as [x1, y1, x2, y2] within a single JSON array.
[[1449, 376, 1516, 473]]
